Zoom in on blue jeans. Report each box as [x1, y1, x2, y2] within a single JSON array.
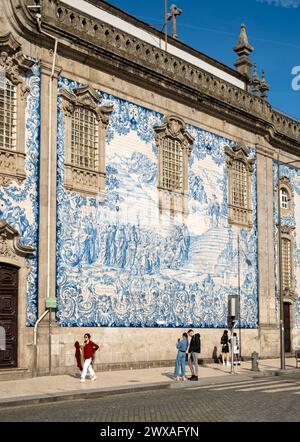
[[174, 351, 186, 377]]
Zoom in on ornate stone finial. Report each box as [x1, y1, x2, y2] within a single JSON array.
[[233, 24, 254, 78], [259, 69, 269, 100], [251, 64, 260, 96], [167, 4, 183, 40]]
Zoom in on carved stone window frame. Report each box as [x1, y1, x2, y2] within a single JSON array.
[[277, 176, 293, 216], [277, 225, 296, 302], [0, 33, 34, 186], [154, 115, 193, 195], [61, 85, 113, 195], [225, 142, 254, 227]]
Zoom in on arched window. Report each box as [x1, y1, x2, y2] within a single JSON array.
[[232, 159, 247, 208], [0, 33, 34, 186], [278, 225, 296, 301], [282, 237, 292, 291], [0, 73, 17, 151], [61, 85, 113, 195], [71, 107, 99, 170], [278, 178, 292, 214], [162, 137, 183, 192], [280, 188, 289, 210], [225, 143, 254, 227], [155, 116, 193, 194], [154, 115, 194, 218]]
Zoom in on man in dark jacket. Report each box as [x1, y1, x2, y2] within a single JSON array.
[[187, 329, 201, 381]]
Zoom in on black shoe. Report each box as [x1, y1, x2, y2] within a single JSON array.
[[188, 375, 195, 380], [190, 376, 198, 381]]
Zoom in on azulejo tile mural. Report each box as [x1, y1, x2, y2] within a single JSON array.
[[273, 163, 300, 329], [0, 65, 40, 325], [56, 77, 259, 328]]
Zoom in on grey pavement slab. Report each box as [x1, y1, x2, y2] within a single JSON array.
[[0, 358, 298, 409]]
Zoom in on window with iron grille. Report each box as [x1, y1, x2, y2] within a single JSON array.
[[232, 160, 247, 208], [71, 107, 98, 170], [282, 237, 292, 290], [162, 137, 183, 192], [225, 143, 254, 227], [0, 74, 17, 151]]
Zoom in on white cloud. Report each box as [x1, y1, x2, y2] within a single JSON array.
[[257, 0, 300, 7]]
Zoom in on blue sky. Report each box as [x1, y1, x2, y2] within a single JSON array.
[[107, 0, 300, 120]]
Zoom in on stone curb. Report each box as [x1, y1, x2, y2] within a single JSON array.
[[0, 381, 172, 410], [0, 368, 298, 409], [169, 368, 300, 388]]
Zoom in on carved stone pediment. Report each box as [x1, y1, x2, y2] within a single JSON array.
[[0, 32, 34, 98], [0, 219, 34, 258], [61, 85, 113, 127], [225, 142, 255, 172], [154, 115, 194, 155], [279, 176, 292, 190], [280, 225, 295, 235]]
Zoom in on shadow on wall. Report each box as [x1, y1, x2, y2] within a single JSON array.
[[212, 346, 221, 363]]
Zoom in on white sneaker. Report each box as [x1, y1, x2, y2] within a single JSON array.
[[227, 361, 230, 366], [222, 361, 225, 366], [91, 375, 97, 381], [175, 376, 181, 381], [80, 379, 85, 383], [181, 376, 188, 381]]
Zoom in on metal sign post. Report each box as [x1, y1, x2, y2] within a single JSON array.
[[230, 320, 238, 375], [228, 295, 239, 375]]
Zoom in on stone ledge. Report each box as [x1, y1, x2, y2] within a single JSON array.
[[0, 368, 31, 382]]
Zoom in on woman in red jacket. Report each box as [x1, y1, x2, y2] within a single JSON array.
[[80, 333, 99, 383]]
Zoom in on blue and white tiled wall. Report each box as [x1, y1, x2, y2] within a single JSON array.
[[273, 164, 300, 330], [1, 71, 299, 334], [0, 65, 40, 325], [55, 77, 259, 329]]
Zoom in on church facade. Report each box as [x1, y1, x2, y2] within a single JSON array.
[[0, 0, 300, 376]]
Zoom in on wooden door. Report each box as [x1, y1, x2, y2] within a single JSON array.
[[0, 264, 18, 368], [283, 302, 291, 353]]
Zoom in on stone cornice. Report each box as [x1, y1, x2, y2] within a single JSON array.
[[9, 0, 300, 154], [61, 84, 113, 125], [154, 115, 194, 155]]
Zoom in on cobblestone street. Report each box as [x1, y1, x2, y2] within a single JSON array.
[[0, 374, 299, 422]]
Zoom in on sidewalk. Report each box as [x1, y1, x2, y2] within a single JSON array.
[[0, 358, 298, 409]]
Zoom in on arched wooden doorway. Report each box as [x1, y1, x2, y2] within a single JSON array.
[[0, 263, 18, 368]]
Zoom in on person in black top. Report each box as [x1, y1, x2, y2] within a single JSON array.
[[220, 330, 230, 366], [187, 329, 201, 381]]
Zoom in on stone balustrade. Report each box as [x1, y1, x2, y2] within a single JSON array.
[[20, 0, 300, 146]]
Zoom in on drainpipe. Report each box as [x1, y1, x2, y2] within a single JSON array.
[[32, 9, 58, 377], [33, 310, 48, 377]]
